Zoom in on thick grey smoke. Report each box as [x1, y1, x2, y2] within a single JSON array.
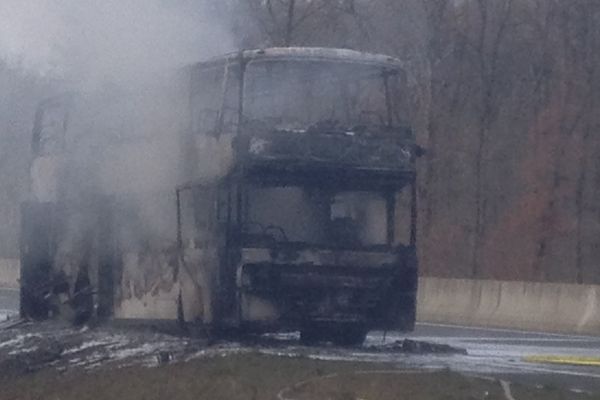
[[0, 1, 234, 262], [0, 0, 233, 87]]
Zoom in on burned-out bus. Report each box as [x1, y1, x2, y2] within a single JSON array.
[[21, 48, 419, 345]]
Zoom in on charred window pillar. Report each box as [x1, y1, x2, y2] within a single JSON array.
[[20, 202, 56, 319], [96, 198, 117, 319], [386, 190, 396, 245]]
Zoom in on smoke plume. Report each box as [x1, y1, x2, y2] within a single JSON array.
[[0, 0, 234, 260], [0, 0, 233, 87]]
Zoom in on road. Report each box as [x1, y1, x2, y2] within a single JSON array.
[[1, 287, 599, 394], [397, 323, 600, 394], [259, 323, 600, 394]]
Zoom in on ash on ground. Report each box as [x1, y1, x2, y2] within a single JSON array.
[[0, 321, 207, 376], [369, 338, 468, 355], [0, 321, 466, 378]]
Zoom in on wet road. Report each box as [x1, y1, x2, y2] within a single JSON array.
[[258, 323, 600, 394], [1, 287, 599, 394], [377, 323, 600, 394]]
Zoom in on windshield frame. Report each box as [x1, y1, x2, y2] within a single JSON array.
[[187, 51, 407, 139], [239, 59, 402, 135]]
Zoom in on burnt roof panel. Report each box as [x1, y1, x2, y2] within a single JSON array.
[[188, 47, 404, 71]]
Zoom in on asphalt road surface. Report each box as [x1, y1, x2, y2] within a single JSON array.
[[398, 323, 600, 394], [1, 287, 599, 394]]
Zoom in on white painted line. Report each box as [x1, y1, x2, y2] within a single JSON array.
[[500, 380, 517, 400]]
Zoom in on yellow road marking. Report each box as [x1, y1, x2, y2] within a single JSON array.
[[524, 355, 600, 367]]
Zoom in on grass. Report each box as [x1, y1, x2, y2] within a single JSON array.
[[0, 353, 596, 400]]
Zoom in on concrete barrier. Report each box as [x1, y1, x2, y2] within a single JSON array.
[[0, 259, 20, 288], [417, 277, 600, 335]]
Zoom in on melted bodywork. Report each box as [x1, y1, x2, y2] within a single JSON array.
[[20, 48, 419, 344]]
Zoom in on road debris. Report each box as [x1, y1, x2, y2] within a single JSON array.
[[367, 338, 467, 355]]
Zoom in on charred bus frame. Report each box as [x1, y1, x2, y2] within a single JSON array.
[[175, 48, 419, 344]]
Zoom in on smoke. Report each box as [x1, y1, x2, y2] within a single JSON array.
[[0, 0, 233, 87], [0, 1, 234, 264]]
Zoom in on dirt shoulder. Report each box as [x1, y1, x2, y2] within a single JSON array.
[[0, 353, 595, 400]]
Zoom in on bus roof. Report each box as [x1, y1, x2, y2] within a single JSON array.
[[190, 47, 404, 71]]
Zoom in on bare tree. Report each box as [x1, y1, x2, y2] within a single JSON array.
[[240, 0, 334, 46], [460, 0, 515, 278]]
